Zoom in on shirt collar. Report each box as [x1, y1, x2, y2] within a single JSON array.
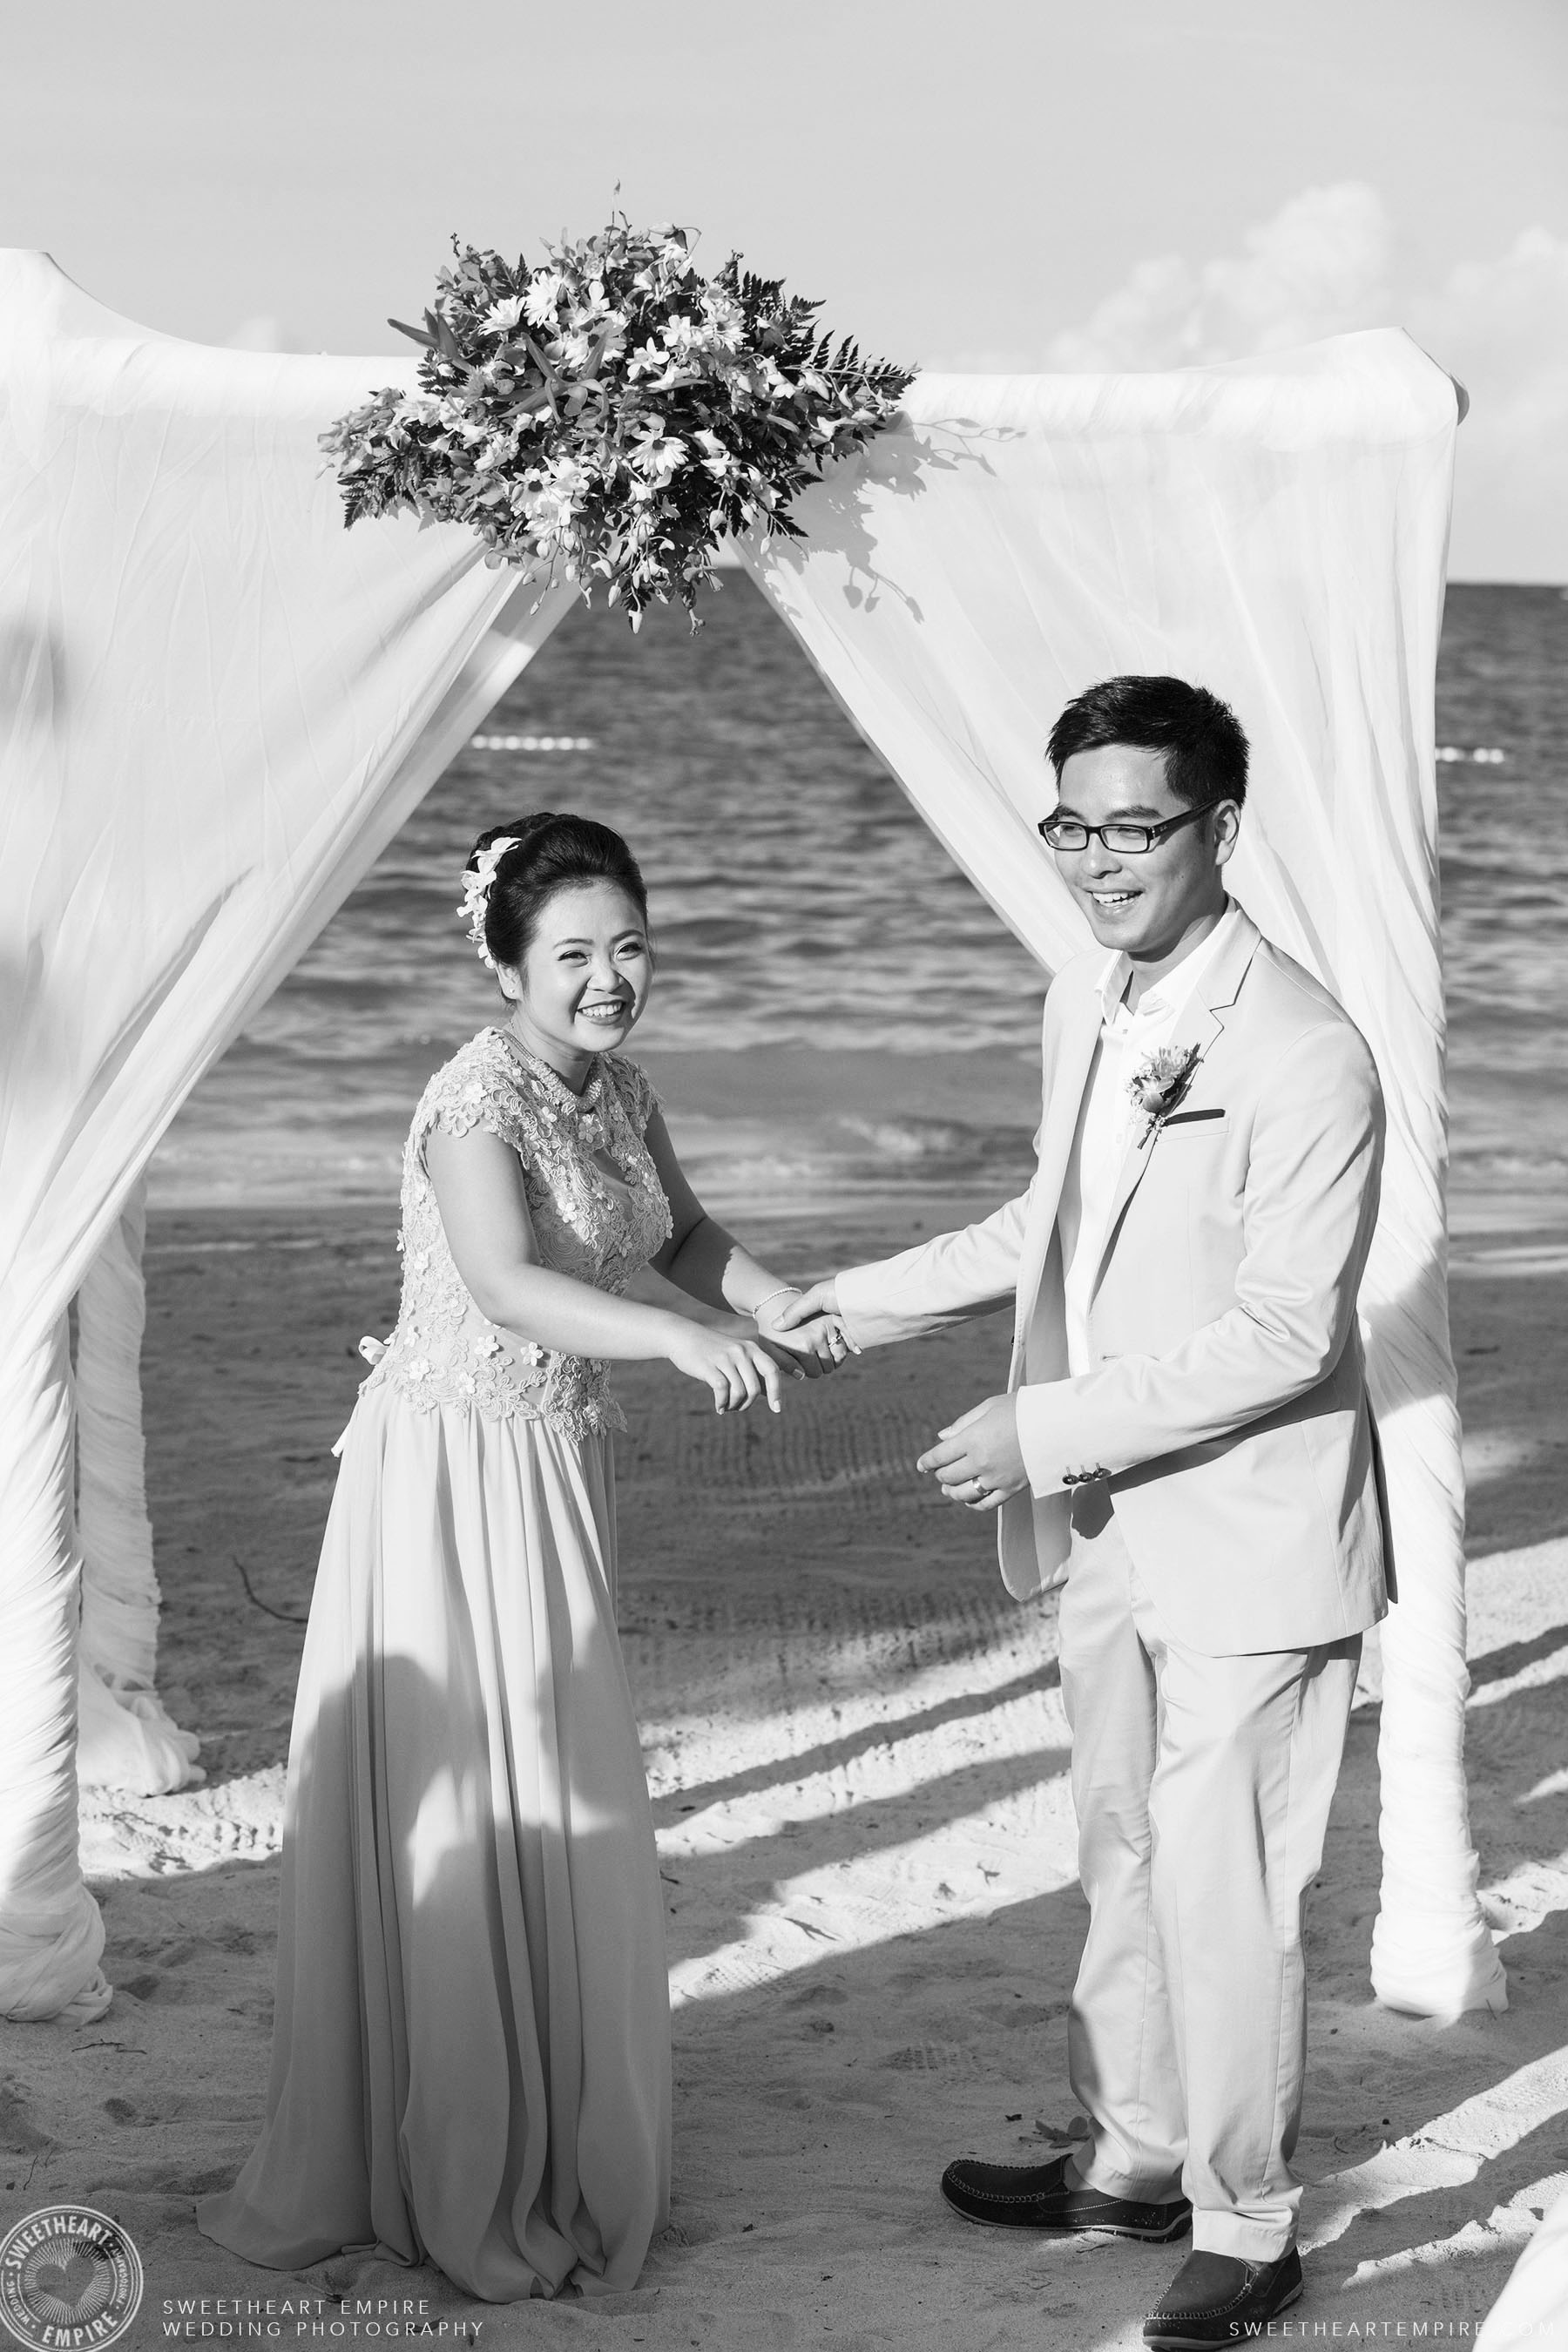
[[1095, 899, 1240, 1024]]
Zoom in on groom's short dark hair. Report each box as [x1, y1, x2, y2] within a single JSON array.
[[1046, 677, 1249, 808]]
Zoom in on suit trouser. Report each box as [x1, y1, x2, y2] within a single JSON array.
[[1057, 1495, 1360, 2263]]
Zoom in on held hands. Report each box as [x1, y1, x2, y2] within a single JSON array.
[[916, 1394, 1027, 1511], [756, 1281, 858, 1375], [665, 1276, 858, 1415], [766, 1281, 859, 1374]]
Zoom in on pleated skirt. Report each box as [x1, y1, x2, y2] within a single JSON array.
[[197, 1381, 672, 2301]]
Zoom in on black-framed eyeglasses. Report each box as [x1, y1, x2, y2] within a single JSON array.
[[1037, 799, 1223, 855]]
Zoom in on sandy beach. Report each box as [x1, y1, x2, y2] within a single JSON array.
[[3, 1074, 1565, 2349]]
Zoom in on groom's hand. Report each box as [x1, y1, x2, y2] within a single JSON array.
[[918, 1395, 1026, 1511], [767, 1281, 861, 1364], [771, 1279, 841, 1329]]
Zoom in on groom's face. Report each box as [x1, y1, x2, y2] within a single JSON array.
[[1050, 742, 1235, 959]]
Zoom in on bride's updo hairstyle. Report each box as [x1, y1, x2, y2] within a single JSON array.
[[466, 813, 651, 978]]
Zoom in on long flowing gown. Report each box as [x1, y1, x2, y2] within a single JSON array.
[[199, 1030, 673, 2301]]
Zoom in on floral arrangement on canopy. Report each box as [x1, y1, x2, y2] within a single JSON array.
[[321, 218, 915, 625]]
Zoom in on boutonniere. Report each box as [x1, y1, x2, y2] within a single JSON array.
[[1127, 1044, 1202, 1145]]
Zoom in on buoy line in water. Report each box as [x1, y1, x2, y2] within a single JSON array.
[[470, 733, 596, 753]]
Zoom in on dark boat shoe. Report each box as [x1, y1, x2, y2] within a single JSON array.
[[1143, 2247, 1304, 2348], [941, 2152, 1192, 2241]]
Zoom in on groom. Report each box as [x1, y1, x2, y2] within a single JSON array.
[[781, 676, 1390, 2347]]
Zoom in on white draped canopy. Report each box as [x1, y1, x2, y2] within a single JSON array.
[[0, 248, 1503, 2025]]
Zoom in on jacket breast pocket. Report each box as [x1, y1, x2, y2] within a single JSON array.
[[1159, 1108, 1227, 1132]]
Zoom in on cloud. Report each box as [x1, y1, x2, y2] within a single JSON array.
[[1044, 183, 1393, 372], [1019, 185, 1566, 581], [1410, 226, 1568, 580]]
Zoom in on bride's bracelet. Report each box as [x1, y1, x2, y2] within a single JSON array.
[[750, 1284, 803, 1322]]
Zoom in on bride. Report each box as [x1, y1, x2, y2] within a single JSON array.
[[199, 811, 843, 2301]]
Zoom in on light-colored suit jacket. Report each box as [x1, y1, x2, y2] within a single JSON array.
[[835, 909, 1391, 1657]]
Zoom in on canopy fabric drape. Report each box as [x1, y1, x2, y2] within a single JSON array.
[[1475, 2189, 1568, 2351], [0, 254, 1498, 2028], [74, 1171, 204, 1795], [742, 335, 1504, 2023], [0, 249, 577, 2018]]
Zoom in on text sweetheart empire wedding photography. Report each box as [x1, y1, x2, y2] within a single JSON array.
[[1, 5, 1565, 2349]]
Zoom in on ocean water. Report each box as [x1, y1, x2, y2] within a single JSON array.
[[152, 580, 1568, 1233], [1429, 587, 1568, 1240]]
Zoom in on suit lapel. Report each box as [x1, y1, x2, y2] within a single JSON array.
[[1010, 974, 1106, 1363], [1087, 910, 1262, 1305]]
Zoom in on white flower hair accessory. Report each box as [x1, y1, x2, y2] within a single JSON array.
[[457, 836, 521, 968]]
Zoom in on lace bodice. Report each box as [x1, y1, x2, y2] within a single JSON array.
[[362, 1029, 673, 1437]]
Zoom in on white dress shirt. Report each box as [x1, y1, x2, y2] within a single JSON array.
[[1057, 902, 1241, 1377]]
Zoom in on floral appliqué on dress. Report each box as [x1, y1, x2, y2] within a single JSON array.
[[362, 1030, 672, 1440]]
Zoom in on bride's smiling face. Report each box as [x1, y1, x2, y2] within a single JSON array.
[[498, 881, 652, 1067]]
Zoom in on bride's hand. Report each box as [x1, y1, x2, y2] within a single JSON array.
[[765, 1282, 858, 1369], [667, 1321, 803, 1414]]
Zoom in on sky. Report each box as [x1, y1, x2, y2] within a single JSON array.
[[3, 0, 1565, 578]]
